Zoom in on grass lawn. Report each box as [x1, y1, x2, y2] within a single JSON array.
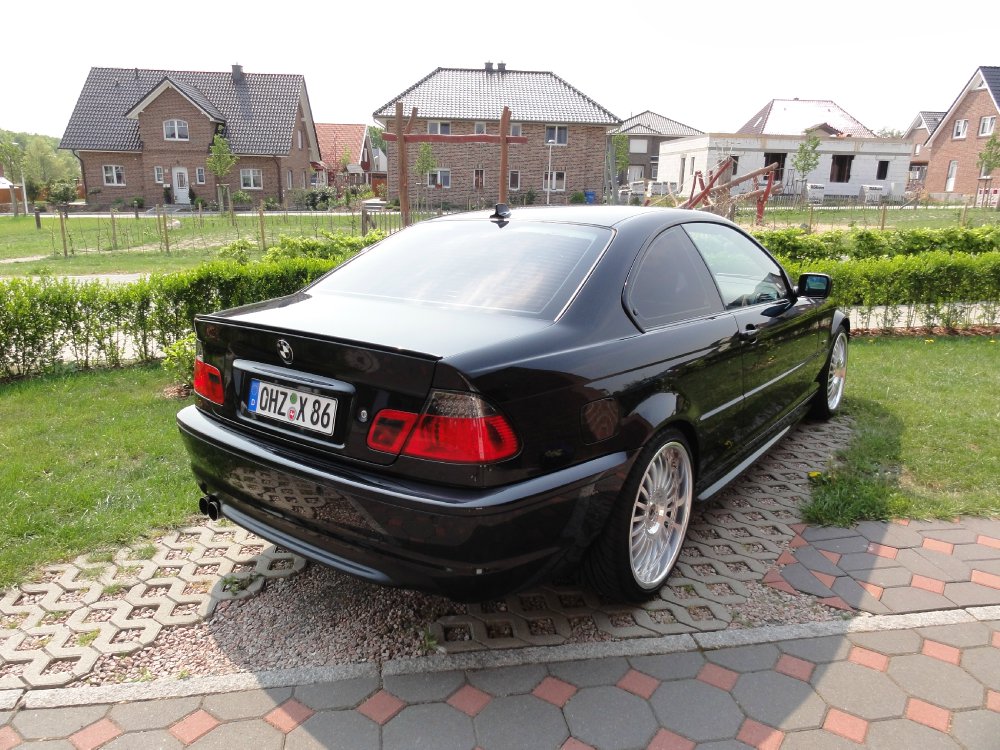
[[805, 335, 1000, 526], [0, 365, 197, 588], [735, 205, 1000, 231]]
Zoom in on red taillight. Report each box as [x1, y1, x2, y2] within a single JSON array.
[[366, 391, 519, 463], [193, 358, 225, 405]]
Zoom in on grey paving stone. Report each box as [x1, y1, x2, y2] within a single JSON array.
[[879, 586, 956, 613], [831, 577, 891, 614], [915, 622, 994, 648], [285, 710, 379, 750], [912, 548, 975, 580], [779, 564, 836, 598], [466, 664, 547, 696], [547, 657, 629, 688], [810, 662, 907, 719], [628, 651, 706, 680], [801, 527, 857, 543], [104, 729, 184, 749], [951, 709, 1000, 750], [854, 522, 926, 549], [944, 581, 1000, 607], [864, 719, 960, 750], [383, 670, 465, 703], [852, 566, 912, 587], [961, 645, 1000, 690], [474, 694, 568, 750], [698, 742, 754, 750], [847, 629, 923, 655], [919, 528, 981, 544], [958, 518, 1000, 536], [952, 543, 1000, 562], [201, 687, 292, 720], [837, 552, 901, 573], [9, 740, 75, 749], [383, 704, 475, 750], [971, 559, 1000, 575], [294, 676, 378, 710], [905, 519, 970, 532], [732, 671, 825, 730], [12, 705, 108, 740], [776, 635, 852, 663], [108, 697, 200, 731], [808, 536, 870, 555], [706, 644, 780, 673], [649, 679, 744, 742], [188, 718, 283, 750], [887, 654, 985, 709], [780, 729, 861, 750], [789, 546, 845, 576], [564, 686, 658, 750]]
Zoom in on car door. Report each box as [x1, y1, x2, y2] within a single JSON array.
[[683, 221, 824, 443]]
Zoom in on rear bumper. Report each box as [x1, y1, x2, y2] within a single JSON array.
[[176, 405, 630, 601]]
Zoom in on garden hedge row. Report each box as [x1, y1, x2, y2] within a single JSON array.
[[752, 225, 1000, 262]]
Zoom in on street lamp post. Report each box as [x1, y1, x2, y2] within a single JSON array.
[[546, 139, 554, 205]]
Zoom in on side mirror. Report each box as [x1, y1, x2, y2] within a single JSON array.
[[797, 273, 831, 299]]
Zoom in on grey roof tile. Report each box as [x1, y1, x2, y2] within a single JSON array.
[[60, 67, 305, 155], [736, 98, 875, 138], [613, 110, 703, 137], [919, 111, 946, 135], [373, 67, 619, 125], [981, 66, 1000, 109]]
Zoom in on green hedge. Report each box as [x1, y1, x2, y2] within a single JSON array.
[[753, 225, 1000, 262]]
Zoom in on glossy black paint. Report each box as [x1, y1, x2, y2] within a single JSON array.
[[178, 206, 843, 600]]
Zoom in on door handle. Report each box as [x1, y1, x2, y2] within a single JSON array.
[[739, 324, 758, 344]]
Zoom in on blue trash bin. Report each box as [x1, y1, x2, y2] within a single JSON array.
[[584, 190, 596, 204]]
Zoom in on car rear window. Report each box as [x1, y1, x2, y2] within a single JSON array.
[[310, 220, 613, 319]]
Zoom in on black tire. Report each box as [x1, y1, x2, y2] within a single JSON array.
[[583, 429, 694, 602], [810, 327, 848, 419]]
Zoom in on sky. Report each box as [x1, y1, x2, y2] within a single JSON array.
[[5, 2, 999, 140]]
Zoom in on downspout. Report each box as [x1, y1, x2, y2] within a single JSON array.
[[73, 150, 87, 201], [274, 156, 283, 204]]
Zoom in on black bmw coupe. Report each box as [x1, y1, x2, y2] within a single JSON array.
[[177, 205, 848, 602]]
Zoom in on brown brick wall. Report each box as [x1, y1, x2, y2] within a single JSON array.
[[79, 152, 144, 209], [925, 89, 999, 196], [384, 119, 611, 207]]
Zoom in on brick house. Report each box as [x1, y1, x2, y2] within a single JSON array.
[[315, 123, 375, 190], [612, 110, 703, 185], [60, 65, 322, 210], [923, 66, 1000, 202], [373, 63, 620, 207], [902, 111, 944, 190]]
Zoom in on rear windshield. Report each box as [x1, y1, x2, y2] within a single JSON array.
[[310, 219, 613, 319]]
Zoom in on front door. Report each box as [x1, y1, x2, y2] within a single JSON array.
[[172, 167, 190, 204]]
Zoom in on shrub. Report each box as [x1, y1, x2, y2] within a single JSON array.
[[569, 191, 586, 204], [162, 332, 196, 387], [217, 238, 254, 264], [130, 196, 145, 209], [231, 190, 252, 206]]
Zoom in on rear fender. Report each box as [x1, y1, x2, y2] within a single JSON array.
[[621, 391, 700, 473]]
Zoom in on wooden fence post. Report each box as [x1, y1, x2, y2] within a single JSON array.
[[59, 208, 68, 257]]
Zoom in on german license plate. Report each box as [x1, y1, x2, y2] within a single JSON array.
[[247, 379, 337, 436]]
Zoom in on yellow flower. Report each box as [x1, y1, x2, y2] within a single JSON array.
[[924, 339, 934, 343]]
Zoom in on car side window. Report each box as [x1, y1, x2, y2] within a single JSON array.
[[626, 226, 724, 328], [683, 222, 790, 309]]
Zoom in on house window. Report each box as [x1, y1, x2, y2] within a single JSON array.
[[981, 161, 993, 178], [474, 122, 487, 135], [629, 138, 648, 154], [945, 160, 958, 191], [544, 125, 568, 145], [298, 130, 303, 149], [764, 152, 786, 181], [876, 160, 889, 180], [153, 166, 164, 184], [627, 166, 644, 182], [650, 156, 659, 180], [830, 155, 854, 183], [427, 121, 451, 135], [689, 159, 695, 175], [914, 143, 922, 155], [980, 116, 996, 137], [474, 168, 485, 190], [543, 171, 566, 192], [953, 119, 968, 139], [508, 170, 520, 191], [679, 157, 686, 185], [103, 165, 125, 186], [196, 167, 205, 184], [240, 168, 263, 190], [427, 169, 451, 188], [287, 169, 293, 189], [163, 119, 189, 141], [510, 123, 522, 137], [730, 156, 739, 176]]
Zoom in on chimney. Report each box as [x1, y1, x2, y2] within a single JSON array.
[[484, 61, 494, 72], [232, 64, 244, 83], [497, 62, 506, 73]]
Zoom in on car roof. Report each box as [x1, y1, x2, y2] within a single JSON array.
[[430, 204, 716, 229]]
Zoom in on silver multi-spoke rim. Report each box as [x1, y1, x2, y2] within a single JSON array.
[[629, 441, 692, 589], [826, 332, 848, 411]]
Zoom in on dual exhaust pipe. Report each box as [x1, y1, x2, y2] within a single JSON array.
[[198, 495, 223, 521]]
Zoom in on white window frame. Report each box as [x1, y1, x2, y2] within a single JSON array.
[[980, 116, 996, 137], [629, 138, 648, 154], [650, 157, 659, 180], [153, 166, 164, 184], [474, 122, 487, 135], [508, 170, 520, 191], [427, 121, 451, 135], [509, 122, 522, 137], [545, 125, 568, 146], [297, 130, 303, 149], [195, 167, 205, 184], [946, 160, 959, 191], [543, 170, 566, 192], [102, 165, 125, 186], [287, 169, 293, 189], [953, 119, 969, 139], [240, 168, 263, 190], [981, 161, 993, 178], [163, 119, 189, 141], [427, 168, 451, 188]]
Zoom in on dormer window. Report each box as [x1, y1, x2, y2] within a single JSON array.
[[163, 119, 189, 141]]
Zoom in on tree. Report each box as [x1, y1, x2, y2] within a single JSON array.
[[876, 127, 904, 138], [791, 135, 821, 201], [0, 136, 26, 216], [413, 143, 437, 210], [612, 134, 629, 193], [368, 126, 386, 154], [977, 131, 1000, 209], [206, 134, 238, 209]]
